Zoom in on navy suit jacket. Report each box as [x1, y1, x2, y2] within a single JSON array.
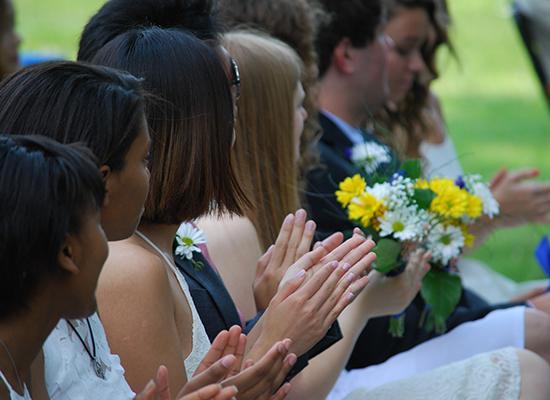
[[175, 249, 343, 379], [305, 112, 524, 369]]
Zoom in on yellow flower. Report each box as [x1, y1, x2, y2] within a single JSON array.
[[465, 195, 483, 218], [458, 224, 476, 247], [428, 178, 469, 219], [348, 192, 385, 228], [430, 189, 468, 219], [336, 174, 366, 207], [415, 179, 429, 190]]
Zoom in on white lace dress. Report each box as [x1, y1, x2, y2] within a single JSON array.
[[0, 371, 31, 400], [135, 231, 210, 377], [43, 313, 135, 399], [328, 307, 524, 399], [342, 347, 520, 400]]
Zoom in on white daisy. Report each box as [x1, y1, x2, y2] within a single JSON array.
[[350, 142, 391, 174], [469, 179, 499, 217], [175, 222, 207, 260], [379, 207, 425, 241], [426, 223, 464, 265]]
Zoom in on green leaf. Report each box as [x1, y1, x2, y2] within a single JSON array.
[[420, 269, 462, 323], [413, 188, 436, 210], [401, 159, 422, 179], [372, 238, 401, 274]]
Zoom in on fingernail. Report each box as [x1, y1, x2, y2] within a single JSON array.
[[278, 342, 287, 354], [306, 220, 316, 232], [347, 291, 355, 301], [296, 209, 306, 219], [284, 340, 291, 351], [221, 355, 235, 368], [295, 269, 306, 278], [144, 380, 155, 392], [268, 244, 275, 252], [288, 353, 297, 366], [346, 272, 356, 282], [341, 262, 351, 271], [283, 214, 294, 227], [231, 385, 239, 394], [330, 261, 339, 269]]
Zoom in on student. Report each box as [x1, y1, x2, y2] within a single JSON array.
[[0, 135, 107, 399], [0, 61, 242, 400]]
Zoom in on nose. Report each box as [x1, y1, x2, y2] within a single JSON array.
[[409, 50, 426, 73]]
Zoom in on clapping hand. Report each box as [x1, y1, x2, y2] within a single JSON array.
[[135, 327, 295, 400], [254, 209, 316, 310], [491, 168, 550, 227], [251, 232, 376, 357]]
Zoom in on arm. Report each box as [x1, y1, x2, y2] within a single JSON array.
[[284, 250, 431, 400], [97, 242, 190, 396]]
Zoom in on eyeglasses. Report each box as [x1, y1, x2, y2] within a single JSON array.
[[230, 57, 241, 100]]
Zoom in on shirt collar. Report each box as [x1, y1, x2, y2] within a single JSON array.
[[321, 110, 365, 145]]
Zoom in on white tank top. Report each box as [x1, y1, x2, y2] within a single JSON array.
[[135, 230, 210, 378], [0, 371, 31, 400]]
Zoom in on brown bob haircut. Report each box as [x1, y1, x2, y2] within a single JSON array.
[[224, 31, 303, 250], [93, 27, 248, 224]]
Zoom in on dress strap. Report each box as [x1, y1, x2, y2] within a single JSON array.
[[0, 371, 31, 400]]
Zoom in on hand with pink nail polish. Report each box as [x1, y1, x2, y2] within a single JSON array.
[[253, 209, 318, 310], [249, 235, 376, 358]]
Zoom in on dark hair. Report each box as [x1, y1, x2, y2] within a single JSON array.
[[78, 0, 222, 62], [92, 27, 248, 223], [0, 61, 147, 171], [316, 0, 383, 77], [375, 0, 456, 157], [0, 135, 105, 319]]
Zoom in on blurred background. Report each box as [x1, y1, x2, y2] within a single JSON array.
[[15, 0, 550, 282]]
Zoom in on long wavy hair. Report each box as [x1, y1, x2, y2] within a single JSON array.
[[374, 0, 457, 158]]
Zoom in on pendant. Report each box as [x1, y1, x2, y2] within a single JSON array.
[[93, 358, 107, 380]]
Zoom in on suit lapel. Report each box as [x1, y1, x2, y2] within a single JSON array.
[[175, 252, 242, 328]]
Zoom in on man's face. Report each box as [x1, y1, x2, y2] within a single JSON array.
[[350, 32, 390, 114]]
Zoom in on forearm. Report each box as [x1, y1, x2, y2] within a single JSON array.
[[285, 306, 369, 399], [464, 216, 497, 252]]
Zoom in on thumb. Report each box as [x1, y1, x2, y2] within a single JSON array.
[[256, 245, 274, 279], [490, 168, 508, 190], [272, 269, 306, 304], [134, 380, 158, 400]]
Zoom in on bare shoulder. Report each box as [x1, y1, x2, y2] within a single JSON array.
[[98, 240, 172, 305], [198, 214, 262, 254]]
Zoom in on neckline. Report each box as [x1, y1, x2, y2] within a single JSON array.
[[0, 371, 29, 399], [135, 230, 176, 270]]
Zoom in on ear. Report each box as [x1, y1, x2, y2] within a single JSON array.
[[57, 236, 80, 276], [99, 164, 112, 208], [333, 38, 355, 75]]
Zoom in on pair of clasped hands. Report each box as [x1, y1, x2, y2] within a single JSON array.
[[137, 209, 430, 400]]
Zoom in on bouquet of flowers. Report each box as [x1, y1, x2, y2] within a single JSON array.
[[336, 158, 499, 336]]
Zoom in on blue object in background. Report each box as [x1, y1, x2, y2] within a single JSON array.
[[20, 51, 64, 67], [535, 235, 550, 290]]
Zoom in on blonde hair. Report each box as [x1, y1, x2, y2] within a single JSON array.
[[223, 31, 303, 250]]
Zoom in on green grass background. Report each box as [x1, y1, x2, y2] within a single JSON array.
[[15, 0, 550, 281]]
